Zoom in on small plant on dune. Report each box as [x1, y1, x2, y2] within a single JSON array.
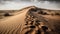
[[38, 10, 48, 15], [55, 13, 60, 15], [4, 13, 11, 16], [42, 12, 48, 15], [38, 10, 43, 14], [51, 13, 54, 16]]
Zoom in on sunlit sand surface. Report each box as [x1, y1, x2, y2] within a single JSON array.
[[0, 6, 60, 34], [0, 6, 36, 34]]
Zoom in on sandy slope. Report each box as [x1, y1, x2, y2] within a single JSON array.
[[0, 7, 34, 34], [0, 6, 60, 34]]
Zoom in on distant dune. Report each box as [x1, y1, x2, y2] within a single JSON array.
[[0, 6, 36, 19]]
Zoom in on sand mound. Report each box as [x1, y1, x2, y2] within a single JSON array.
[[0, 6, 36, 34], [0, 6, 60, 34]]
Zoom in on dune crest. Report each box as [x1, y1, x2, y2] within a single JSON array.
[[0, 6, 60, 34]]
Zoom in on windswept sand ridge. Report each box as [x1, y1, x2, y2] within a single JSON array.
[[0, 6, 60, 34], [0, 6, 36, 34], [0, 6, 36, 21], [13, 6, 36, 15], [0, 6, 36, 19]]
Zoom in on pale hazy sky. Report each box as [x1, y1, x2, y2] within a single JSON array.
[[0, 0, 60, 10]]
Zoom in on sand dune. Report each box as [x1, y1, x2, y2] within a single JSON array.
[[0, 6, 35, 34], [0, 6, 60, 34]]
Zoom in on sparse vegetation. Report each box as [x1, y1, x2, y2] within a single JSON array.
[[55, 13, 60, 15], [4, 13, 11, 16], [0, 6, 60, 34], [38, 10, 43, 14]]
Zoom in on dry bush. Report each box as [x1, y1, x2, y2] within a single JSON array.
[[4, 13, 12, 17], [55, 13, 60, 15]]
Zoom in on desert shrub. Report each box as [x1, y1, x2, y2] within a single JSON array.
[[4, 13, 11, 16], [38, 10, 48, 15], [55, 13, 60, 15], [38, 10, 43, 14], [42, 12, 48, 15], [51, 13, 54, 16]]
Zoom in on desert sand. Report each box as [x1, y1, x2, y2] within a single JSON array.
[[0, 6, 60, 34], [0, 6, 37, 34]]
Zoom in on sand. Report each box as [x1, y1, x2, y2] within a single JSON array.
[[0, 6, 60, 34], [0, 6, 35, 34]]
